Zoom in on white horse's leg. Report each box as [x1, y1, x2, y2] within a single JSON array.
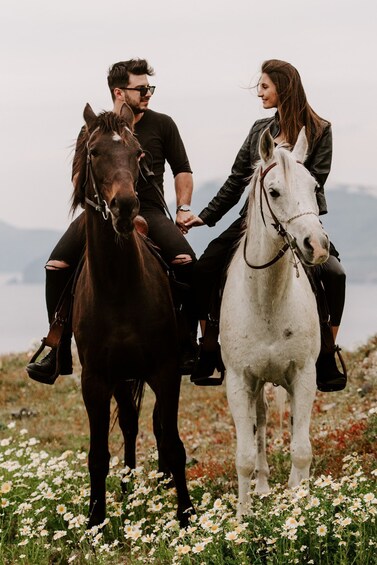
[[226, 370, 261, 517], [255, 388, 270, 494], [288, 371, 316, 488]]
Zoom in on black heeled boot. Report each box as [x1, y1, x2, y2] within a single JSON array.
[[190, 319, 225, 386], [316, 321, 347, 392], [26, 336, 73, 385], [26, 267, 74, 385]]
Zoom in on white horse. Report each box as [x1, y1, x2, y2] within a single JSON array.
[[220, 127, 329, 517]]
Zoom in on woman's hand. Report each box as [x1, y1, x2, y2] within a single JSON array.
[[183, 215, 205, 230]]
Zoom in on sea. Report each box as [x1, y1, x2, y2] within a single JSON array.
[[0, 273, 376, 356]]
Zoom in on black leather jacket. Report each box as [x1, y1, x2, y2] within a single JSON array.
[[199, 113, 332, 227]]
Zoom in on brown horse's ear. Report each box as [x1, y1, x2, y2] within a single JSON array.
[[120, 103, 135, 130], [259, 128, 275, 164], [83, 103, 97, 131]]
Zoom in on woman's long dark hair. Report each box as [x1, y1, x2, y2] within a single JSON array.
[[261, 59, 329, 147]]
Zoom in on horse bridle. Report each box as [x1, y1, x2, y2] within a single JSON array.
[[83, 125, 139, 221], [243, 161, 318, 275], [83, 128, 110, 220]]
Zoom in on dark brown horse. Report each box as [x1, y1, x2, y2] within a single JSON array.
[[71, 103, 193, 528]]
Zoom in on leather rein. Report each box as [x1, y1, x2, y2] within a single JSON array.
[[243, 161, 317, 275]]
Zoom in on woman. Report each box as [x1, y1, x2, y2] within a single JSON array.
[[185, 59, 346, 392]]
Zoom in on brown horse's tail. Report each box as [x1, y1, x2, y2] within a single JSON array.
[[110, 379, 146, 433], [130, 379, 145, 416]]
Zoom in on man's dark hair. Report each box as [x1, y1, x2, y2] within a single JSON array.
[[107, 58, 155, 101]]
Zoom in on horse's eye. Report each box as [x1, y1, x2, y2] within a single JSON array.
[[89, 148, 99, 158], [269, 188, 280, 198]]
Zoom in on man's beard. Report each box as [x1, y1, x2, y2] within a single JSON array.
[[126, 98, 148, 115]]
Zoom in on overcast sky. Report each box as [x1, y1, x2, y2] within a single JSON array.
[[1, 0, 376, 231]]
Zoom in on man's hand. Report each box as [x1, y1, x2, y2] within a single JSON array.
[[176, 210, 196, 234]]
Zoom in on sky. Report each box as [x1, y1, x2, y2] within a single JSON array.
[[1, 0, 376, 231]]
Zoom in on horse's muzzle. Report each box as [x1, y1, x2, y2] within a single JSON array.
[[301, 232, 329, 266], [109, 193, 140, 237]]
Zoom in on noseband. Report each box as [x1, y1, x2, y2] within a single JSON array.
[[243, 161, 318, 274]]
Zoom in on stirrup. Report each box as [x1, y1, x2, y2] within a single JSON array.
[[190, 343, 225, 386]]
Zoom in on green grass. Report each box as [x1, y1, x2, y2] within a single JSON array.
[[0, 340, 377, 564]]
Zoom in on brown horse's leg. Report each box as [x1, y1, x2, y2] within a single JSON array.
[[113, 382, 140, 470], [152, 402, 173, 481], [150, 372, 194, 527], [82, 375, 112, 528]]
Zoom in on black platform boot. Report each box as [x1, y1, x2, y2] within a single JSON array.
[[26, 267, 74, 385]]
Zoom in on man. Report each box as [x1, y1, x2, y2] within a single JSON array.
[[26, 58, 198, 384]]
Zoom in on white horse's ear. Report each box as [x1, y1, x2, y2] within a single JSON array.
[[120, 103, 135, 131], [259, 128, 275, 163], [292, 127, 308, 162], [83, 103, 97, 130]]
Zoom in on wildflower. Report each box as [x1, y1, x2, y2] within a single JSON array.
[[124, 525, 142, 540], [213, 498, 224, 510], [175, 544, 190, 556], [0, 438, 11, 447], [7, 422, 16, 429], [192, 542, 206, 553], [208, 523, 221, 534], [110, 456, 119, 468], [225, 530, 239, 541], [148, 470, 164, 480], [0, 482, 12, 494], [339, 517, 352, 527], [364, 493, 376, 504], [284, 517, 299, 530], [53, 530, 67, 540], [306, 496, 320, 508], [27, 437, 39, 446], [56, 504, 67, 515], [316, 524, 328, 537], [1, 498, 9, 508]]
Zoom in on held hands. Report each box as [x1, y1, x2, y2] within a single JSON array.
[[176, 211, 205, 234]]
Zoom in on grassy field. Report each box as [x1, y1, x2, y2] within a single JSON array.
[[0, 337, 376, 564]]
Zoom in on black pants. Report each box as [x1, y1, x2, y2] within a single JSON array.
[[49, 208, 196, 269], [48, 209, 197, 330], [193, 216, 346, 326]]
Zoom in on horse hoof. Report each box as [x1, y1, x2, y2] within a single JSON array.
[[178, 506, 196, 529]]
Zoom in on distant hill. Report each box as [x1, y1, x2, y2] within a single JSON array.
[[0, 220, 62, 282], [0, 183, 376, 284]]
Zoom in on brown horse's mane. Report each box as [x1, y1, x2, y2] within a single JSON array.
[[70, 110, 138, 214]]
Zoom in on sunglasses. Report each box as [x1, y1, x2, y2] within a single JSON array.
[[120, 85, 156, 97]]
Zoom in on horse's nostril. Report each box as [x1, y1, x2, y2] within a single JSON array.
[[303, 236, 312, 250], [110, 197, 118, 211]]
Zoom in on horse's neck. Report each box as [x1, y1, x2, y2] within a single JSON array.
[[242, 205, 295, 304], [85, 215, 143, 286]]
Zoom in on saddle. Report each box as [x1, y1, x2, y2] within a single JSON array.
[[29, 217, 189, 368]]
